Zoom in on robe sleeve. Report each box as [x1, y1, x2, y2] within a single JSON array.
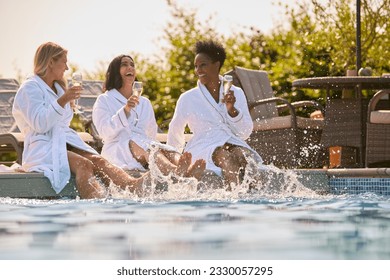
[[133, 98, 158, 140], [92, 94, 129, 141], [12, 81, 65, 134], [167, 95, 188, 152], [225, 87, 253, 140]]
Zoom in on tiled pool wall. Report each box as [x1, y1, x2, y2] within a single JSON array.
[[329, 177, 390, 196], [296, 169, 390, 196]]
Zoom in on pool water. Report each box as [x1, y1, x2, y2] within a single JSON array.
[[1, 167, 389, 260]]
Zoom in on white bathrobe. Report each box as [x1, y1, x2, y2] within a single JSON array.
[[92, 89, 175, 171], [167, 77, 263, 176], [12, 75, 98, 193]]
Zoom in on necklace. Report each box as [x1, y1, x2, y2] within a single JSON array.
[[206, 81, 221, 102]]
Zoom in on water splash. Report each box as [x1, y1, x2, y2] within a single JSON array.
[[103, 148, 323, 202]]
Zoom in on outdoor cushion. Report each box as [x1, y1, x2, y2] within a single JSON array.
[[253, 116, 323, 131], [370, 110, 390, 124]]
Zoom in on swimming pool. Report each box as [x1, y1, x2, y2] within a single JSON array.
[[0, 169, 389, 260]]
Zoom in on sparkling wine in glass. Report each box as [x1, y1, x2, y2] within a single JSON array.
[[71, 72, 83, 114], [132, 81, 143, 97], [223, 75, 233, 96]]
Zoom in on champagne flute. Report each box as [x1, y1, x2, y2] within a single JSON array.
[[132, 81, 143, 97], [131, 81, 143, 124], [71, 72, 83, 114], [223, 75, 233, 96]]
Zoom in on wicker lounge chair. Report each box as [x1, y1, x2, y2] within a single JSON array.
[[365, 89, 390, 167], [224, 66, 324, 168]]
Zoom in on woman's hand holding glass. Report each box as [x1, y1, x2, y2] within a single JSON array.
[[132, 81, 143, 97], [222, 75, 238, 116], [71, 72, 83, 114], [124, 88, 140, 118]]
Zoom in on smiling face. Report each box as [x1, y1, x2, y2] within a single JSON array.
[[119, 56, 136, 87], [194, 53, 220, 86]]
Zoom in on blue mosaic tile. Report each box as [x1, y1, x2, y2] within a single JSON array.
[[330, 178, 390, 195]]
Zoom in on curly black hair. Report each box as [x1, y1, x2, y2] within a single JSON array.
[[195, 40, 226, 70]]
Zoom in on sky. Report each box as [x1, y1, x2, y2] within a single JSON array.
[[0, 0, 292, 79]]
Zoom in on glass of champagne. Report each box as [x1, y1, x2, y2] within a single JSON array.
[[132, 81, 143, 97], [71, 72, 83, 114], [223, 75, 233, 96]]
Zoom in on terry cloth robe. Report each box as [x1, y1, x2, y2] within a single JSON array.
[[92, 89, 176, 171], [167, 76, 263, 176], [12, 75, 98, 193]]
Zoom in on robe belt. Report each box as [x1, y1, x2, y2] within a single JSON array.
[[51, 125, 71, 193]]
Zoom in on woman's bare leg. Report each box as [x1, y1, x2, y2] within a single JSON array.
[[130, 140, 178, 175], [129, 141, 149, 168], [73, 149, 144, 195], [130, 141, 206, 179], [212, 144, 248, 188], [185, 158, 206, 180], [67, 151, 106, 199], [160, 149, 181, 164], [161, 150, 206, 180]]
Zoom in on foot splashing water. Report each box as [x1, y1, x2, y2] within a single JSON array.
[[104, 148, 324, 202]]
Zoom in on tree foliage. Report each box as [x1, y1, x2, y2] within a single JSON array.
[[271, 0, 390, 99], [84, 0, 390, 126]]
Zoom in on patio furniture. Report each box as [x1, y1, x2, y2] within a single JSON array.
[[0, 78, 20, 133], [225, 66, 324, 168], [293, 76, 390, 167], [0, 78, 19, 90], [366, 89, 390, 167], [321, 98, 369, 168], [0, 90, 18, 134]]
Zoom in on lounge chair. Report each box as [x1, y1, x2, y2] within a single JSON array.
[[0, 78, 19, 134], [224, 66, 324, 168], [365, 89, 390, 167], [0, 78, 19, 91]]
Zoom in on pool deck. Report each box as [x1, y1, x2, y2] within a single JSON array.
[[0, 167, 389, 199]]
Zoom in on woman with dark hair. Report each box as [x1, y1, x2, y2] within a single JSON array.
[[12, 42, 151, 199], [167, 40, 263, 188], [92, 55, 205, 179]]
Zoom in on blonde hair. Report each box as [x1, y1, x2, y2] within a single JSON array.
[[34, 42, 67, 89]]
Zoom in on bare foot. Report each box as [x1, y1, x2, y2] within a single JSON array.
[[185, 159, 206, 180], [129, 172, 151, 197], [175, 152, 192, 177]]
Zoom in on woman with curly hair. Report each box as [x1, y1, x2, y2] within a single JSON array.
[[167, 40, 263, 188]]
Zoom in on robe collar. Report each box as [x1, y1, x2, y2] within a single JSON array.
[[109, 88, 128, 103], [197, 75, 228, 123], [30, 75, 64, 97], [197, 75, 225, 110]]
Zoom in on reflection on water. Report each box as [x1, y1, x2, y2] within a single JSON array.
[[0, 166, 389, 260]]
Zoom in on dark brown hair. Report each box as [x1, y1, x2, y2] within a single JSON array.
[[104, 54, 134, 91]]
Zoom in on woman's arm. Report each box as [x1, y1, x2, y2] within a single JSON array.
[[225, 87, 253, 140], [92, 95, 129, 140]]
